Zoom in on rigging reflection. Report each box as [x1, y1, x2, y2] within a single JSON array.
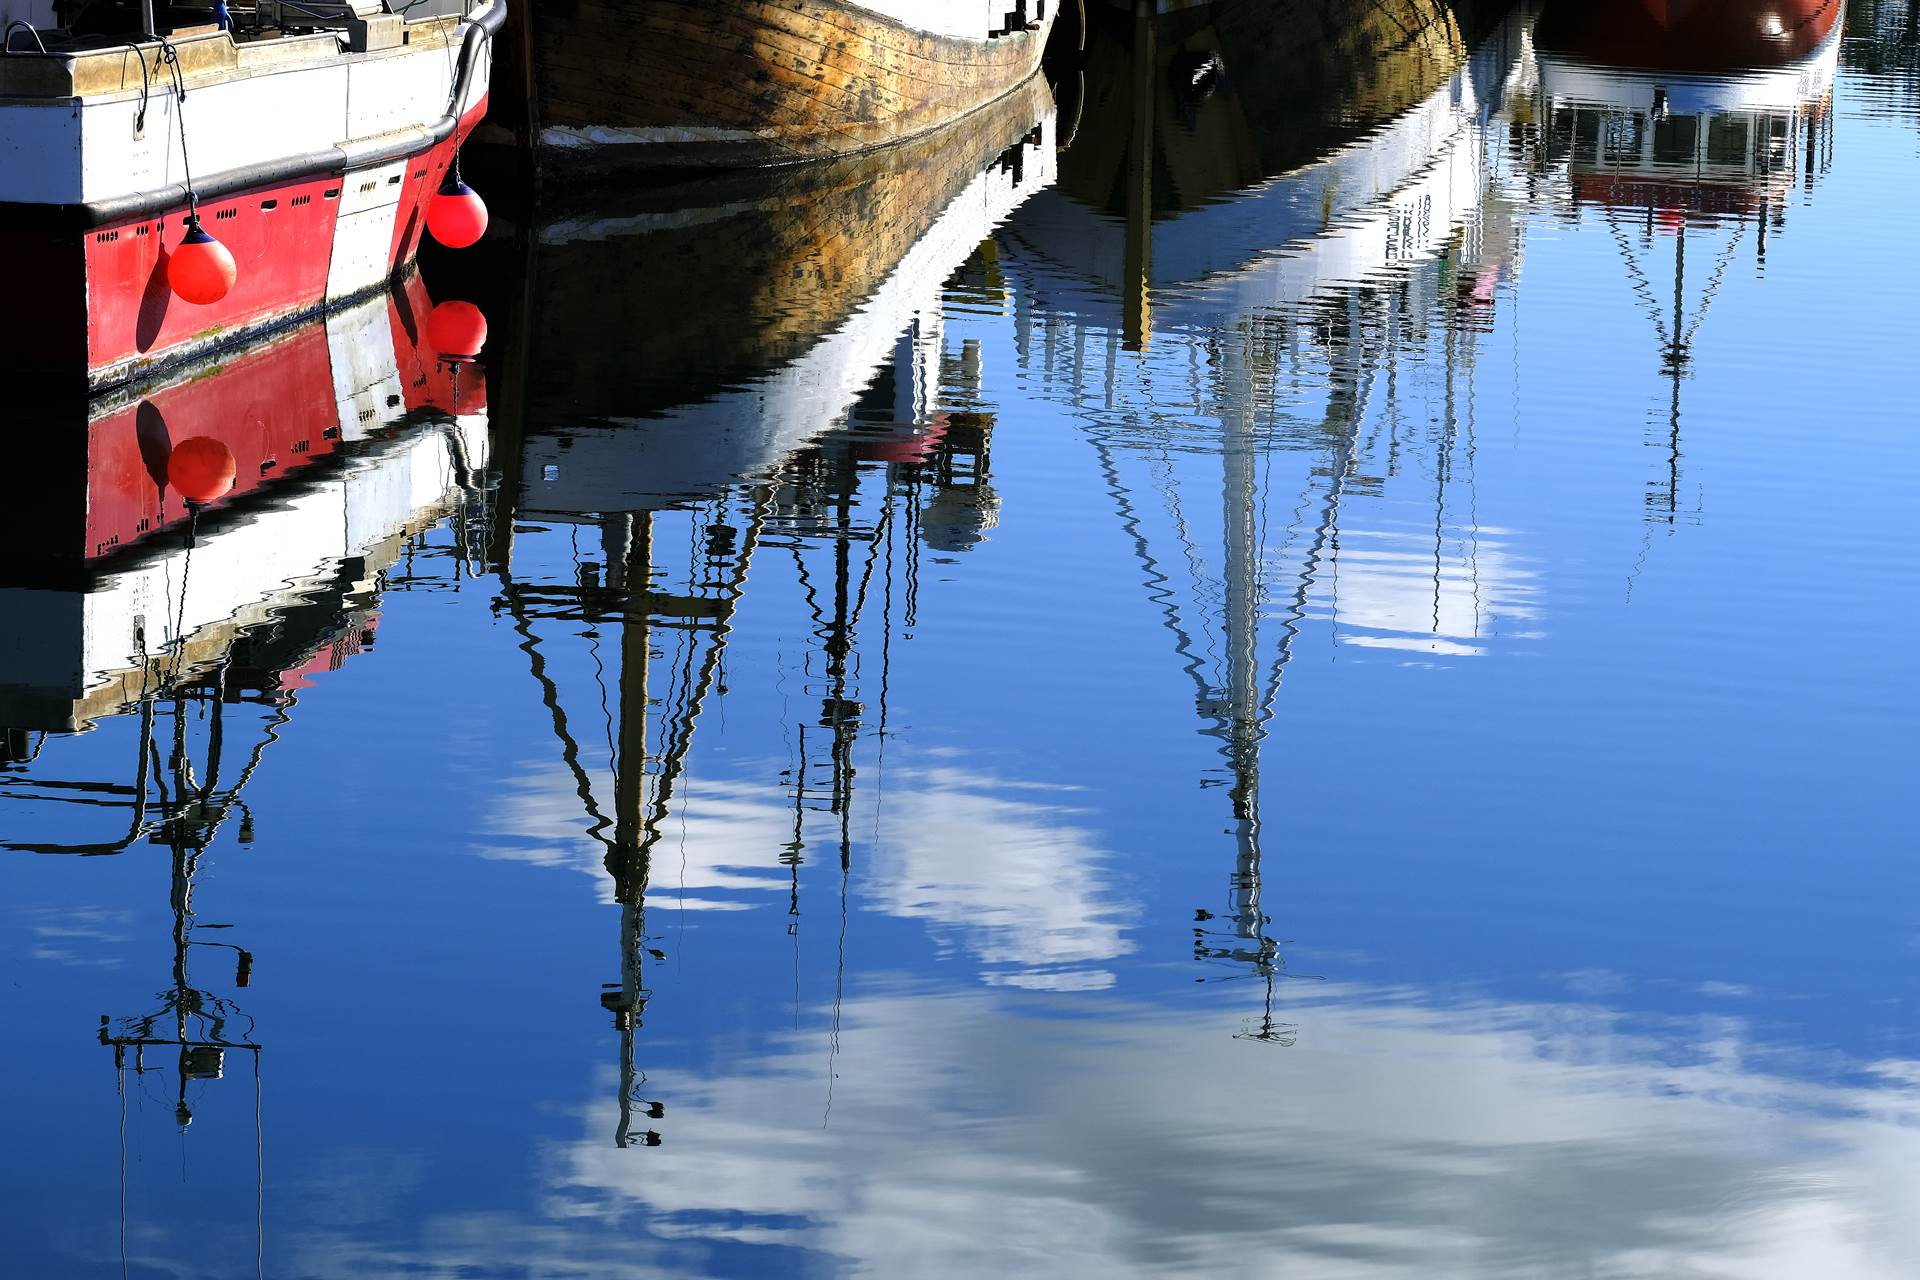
[[990, 0, 1849, 1033], [0, 275, 492, 1274], [1535, 0, 1841, 526], [483, 84, 1057, 1146], [1004, 1, 1537, 1036]]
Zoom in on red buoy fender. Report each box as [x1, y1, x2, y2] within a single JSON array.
[[427, 179, 488, 249], [426, 300, 488, 362], [168, 222, 237, 306], [167, 436, 237, 505]]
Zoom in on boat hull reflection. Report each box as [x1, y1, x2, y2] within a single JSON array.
[[505, 76, 1057, 522], [1006, 3, 1530, 338], [0, 278, 489, 733]]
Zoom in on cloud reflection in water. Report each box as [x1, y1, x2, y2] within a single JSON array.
[[531, 986, 1920, 1279]]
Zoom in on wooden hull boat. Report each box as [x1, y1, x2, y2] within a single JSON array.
[[0, 0, 501, 392], [495, 0, 1057, 177]]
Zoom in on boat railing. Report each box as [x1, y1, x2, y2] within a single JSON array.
[[0, 0, 483, 98]]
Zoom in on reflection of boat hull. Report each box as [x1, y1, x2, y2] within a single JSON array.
[[510, 77, 1057, 517], [1534, 0, 1842, 72], [1537, 2, 1843, 218], [1056, 0, 1499, 215], [501, 0, 1055, 176], [0, 284, 488, 732], [70, 271, 479, 561], [1005, 8, 1527, 331]]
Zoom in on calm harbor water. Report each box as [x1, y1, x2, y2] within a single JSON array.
[[4, 2, 1919, 1276]]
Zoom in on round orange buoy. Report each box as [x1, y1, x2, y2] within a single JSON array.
[[167, 436, 237, 506], [427, 175, 488, 249], [426, 300, 488, 362], [168, 219, 237, 305]]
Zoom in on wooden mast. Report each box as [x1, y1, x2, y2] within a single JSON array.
[[1221, 341, 1262, 968], [607, 511, 654, 1149], [1123, 0, 1156, 351]]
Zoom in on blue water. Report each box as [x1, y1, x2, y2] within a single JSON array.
[[4, 2, 1919, 1275]]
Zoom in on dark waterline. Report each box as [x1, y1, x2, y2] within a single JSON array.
[[4, 1, 1919, 1275]]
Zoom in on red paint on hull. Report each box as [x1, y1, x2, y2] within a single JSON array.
[[1538, 0, 1842, 72], [4, 98, 488, 388], [82, 270, 467, 563], [84, 322, 342, 560], [85, 174, 342, 376], [388, 128, 467, 269], [846, 415, 950, 465], [1571, 173, 1765, 219], [279, 613, 381, 692]]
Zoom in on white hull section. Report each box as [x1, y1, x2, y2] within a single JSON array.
[[1538, 16, 1842, 116], [0, 4, 494, 208], [325, 157, 411, 301]]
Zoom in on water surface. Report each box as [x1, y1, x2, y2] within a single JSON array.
[[3, 1, 1919, 1276]]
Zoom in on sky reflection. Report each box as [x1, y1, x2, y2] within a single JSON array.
[[4, 1, 1920, 1276], [270, 983, 1920, 1279]]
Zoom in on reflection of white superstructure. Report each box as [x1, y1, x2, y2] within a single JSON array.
[[1006, 17, 1532, 332], [1540, 17, 1841, 116], [1000, 11, 1541, 663], [520, 113, 1057, 518], [1536, 12, 1841, 213], [0, 289, 488, 732]]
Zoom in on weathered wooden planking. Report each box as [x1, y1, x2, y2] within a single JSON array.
[[513, 0, 1054, 173], [519, 74, 1055, 421], [1059, 0, 1479, 217]]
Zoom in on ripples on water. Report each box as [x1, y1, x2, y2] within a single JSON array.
[[3, 1, 1918, 1275]]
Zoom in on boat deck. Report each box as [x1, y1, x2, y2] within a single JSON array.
[[0, 5, 468, 101]]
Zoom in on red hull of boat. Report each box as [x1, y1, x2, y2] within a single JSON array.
[[3, 99, 486, 391], [1536, 0, 1842, 71], [83, 269, 483, 563]]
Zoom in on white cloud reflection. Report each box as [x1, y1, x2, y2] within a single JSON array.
[[487, 758, 1134, 990], [1305, 524, 1542, 659], [864, 764, 1132, 989], [112, 981, 1920, 1279], [523, 986, 1920, 1279]]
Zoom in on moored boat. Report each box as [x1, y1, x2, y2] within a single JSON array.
[[0, 0, 501, 391], [492, 0, 1056, 177]]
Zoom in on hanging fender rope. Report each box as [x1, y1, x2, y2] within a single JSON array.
[[111, 42, 156, 136], [157, 40, 200, 222]]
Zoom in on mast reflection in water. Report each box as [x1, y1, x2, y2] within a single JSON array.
[[3, 0, 1920, 1275], [0, 274, 491, 1275]]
